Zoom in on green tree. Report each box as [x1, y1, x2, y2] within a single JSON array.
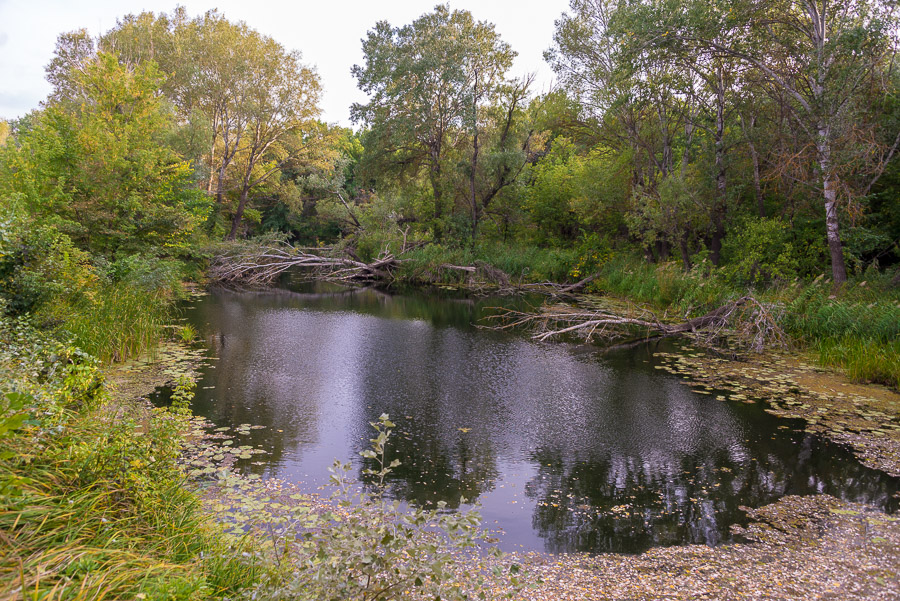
[[351, 4, 517, 240], [103, 9, 323, 240], [665, 0, 900, 283], [0, 53, 206, 254]]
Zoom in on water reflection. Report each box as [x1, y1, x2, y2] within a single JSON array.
[[179, 281, 899, 553]]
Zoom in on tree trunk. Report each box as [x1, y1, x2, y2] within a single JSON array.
[[430, 163, 443, 242], [817, 128, 848, 283], [215, 167, 226, 206], [740, 114, 764, 218], [227, 187, 249, 241], [470, 74, 480, 241], [678, 232, 692, 272], [656, 239, 670, 261], [710, 68, 727, 266], [207, 140, 217, 194]]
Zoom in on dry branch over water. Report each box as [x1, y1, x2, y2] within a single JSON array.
[[207, 243, 403, 286], [207, 241, 519, 290], [489, 295, 788, 350]]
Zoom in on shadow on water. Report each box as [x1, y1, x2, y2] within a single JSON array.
[[158, 278, 900, 554]]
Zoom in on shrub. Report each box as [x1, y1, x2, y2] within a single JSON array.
[[0, 202, 96, 316], [721, 217, 798, 286], [249, 415, 521, 601]]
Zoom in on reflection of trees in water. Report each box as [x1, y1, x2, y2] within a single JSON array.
[[187, 292, 335, 475], [525, 432, 900, 553], [182, 286, 900, 554], [359, 422, 500, 509], [267, 277, 531, 330], [352, 320, 506, 507]]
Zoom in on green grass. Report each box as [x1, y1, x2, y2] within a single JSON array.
[[597, 255, 734, 313], [781, 286, 900, 345], [815, 336, 900, 389], [395, 241, 578, 285], [61, 283, 172, 363], [1, 414, 258, 600], [0, 319, 260, 600], [590, 255, 900, 389]]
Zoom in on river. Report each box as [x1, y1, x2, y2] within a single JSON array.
[[170, 279, 899, 554]]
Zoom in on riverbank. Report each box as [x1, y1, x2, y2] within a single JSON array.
[[508, 494, 900, 600], [106, 344, 900, 601], [653, 346, 900, 478], [0, 317, 260, 600], [7, 272, 895, 600], [209, 240, 900, 390]]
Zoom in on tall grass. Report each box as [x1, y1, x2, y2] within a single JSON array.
[[598, 255, 734, 314], [0, 415, 257, 600], [815, 336, 900, 389], [62, 283, 172, 363], [781, 286, 900, 345], [0, 318, 260, 599], [582, 254, 900, 388]]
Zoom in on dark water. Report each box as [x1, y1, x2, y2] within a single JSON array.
[[174, 280, 899, 554]]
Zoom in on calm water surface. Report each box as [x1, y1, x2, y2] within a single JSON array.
[[176, 280, 899, 554]]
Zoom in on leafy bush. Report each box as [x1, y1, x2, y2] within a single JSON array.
[[721, 217, 798, 286], [0, 201, 96, 316], [569, 232, 613, 283], [97, 252, 185, 292], [249, 415, 521, 601]]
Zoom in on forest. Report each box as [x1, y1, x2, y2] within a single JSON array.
[[1, 1, 900, 599]]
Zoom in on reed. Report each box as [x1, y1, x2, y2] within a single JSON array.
[[815, 336, 900, 389], [62, 283, 171, 363]]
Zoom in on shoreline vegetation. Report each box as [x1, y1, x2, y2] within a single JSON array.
[[2, 1, 900, 598]]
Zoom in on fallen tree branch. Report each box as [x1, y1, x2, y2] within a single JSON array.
[[552, 272, 601, 296], [487, 296, 787, 351], [208, 243, 402, 286]]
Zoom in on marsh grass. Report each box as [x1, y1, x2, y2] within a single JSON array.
[[782, 287, 900, 344], [597, 256, 733, 312], [593, 256, 900, 388], [396, 241, 577, 284], [61, 284, 172, 363], [0, 413, 259, 600], [815, 336, 900, 389]]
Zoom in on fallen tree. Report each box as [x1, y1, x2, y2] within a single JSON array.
[[489, 295, 787, 351], [207, 242, 402, 286], [207, 241, 516, 290]]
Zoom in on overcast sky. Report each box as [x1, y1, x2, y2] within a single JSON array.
[[0, 0, 570, 125]]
